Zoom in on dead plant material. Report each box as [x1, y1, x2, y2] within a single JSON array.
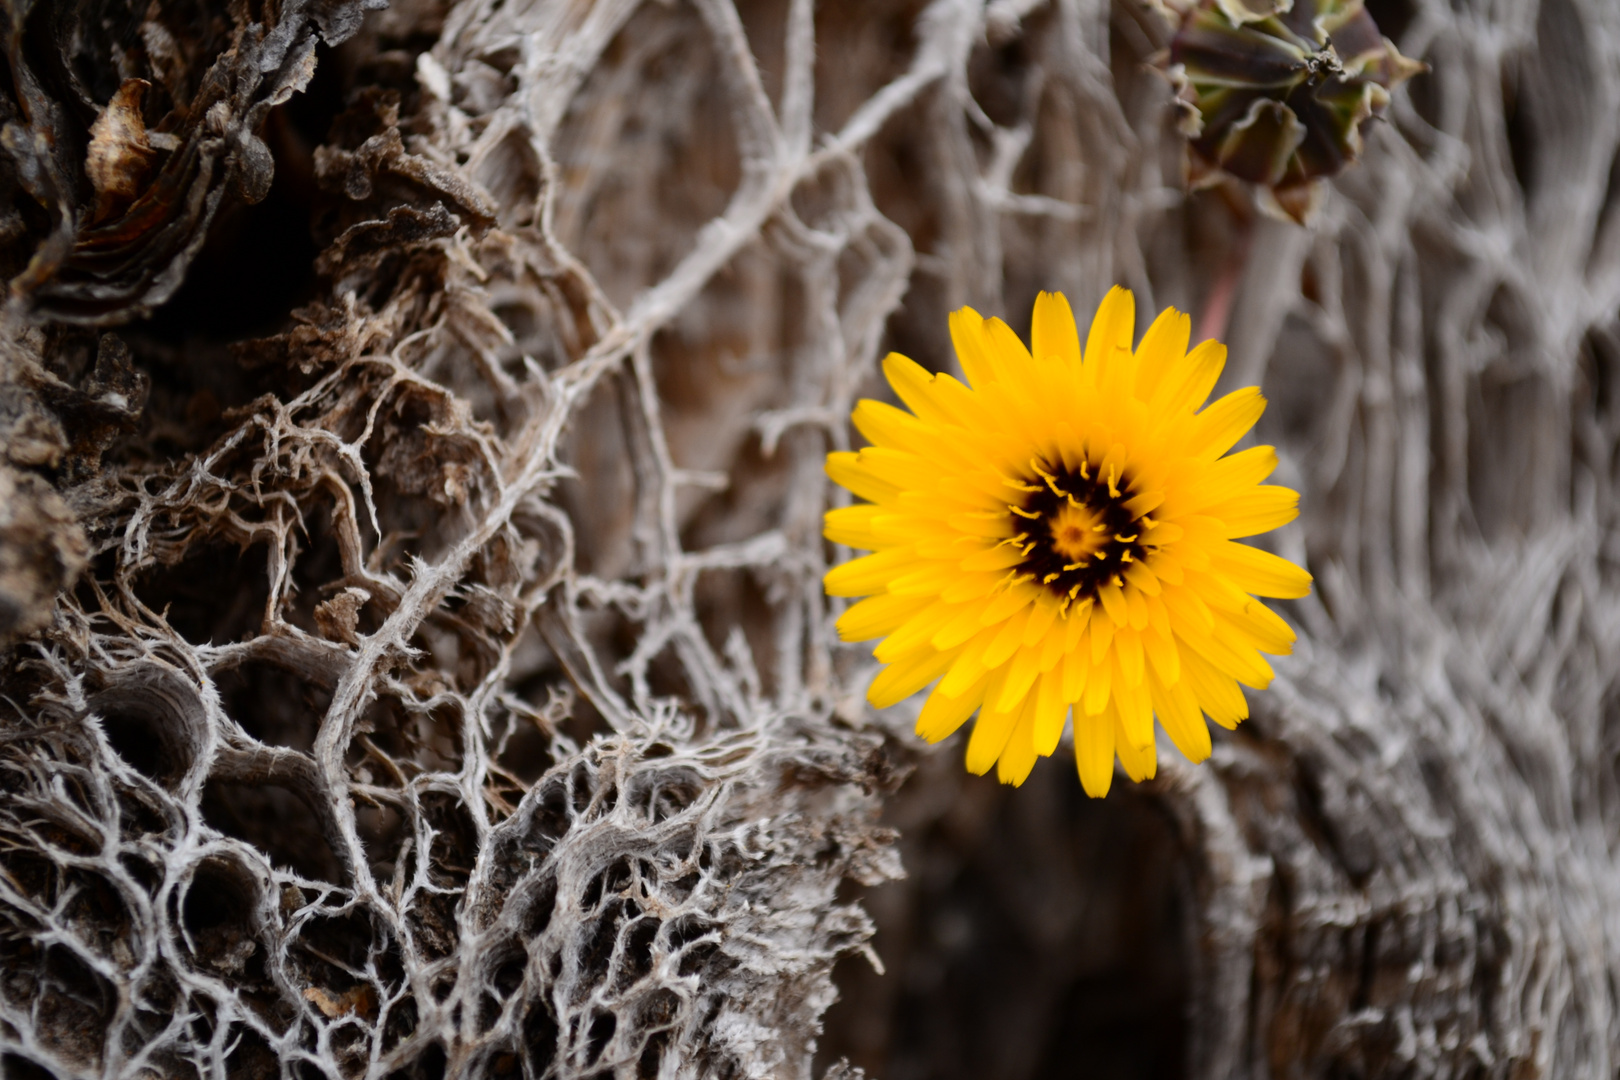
[[3, 1, 1620, 1079]]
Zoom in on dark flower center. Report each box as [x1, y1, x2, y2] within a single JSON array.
[[1008, 459, 1146, 609]]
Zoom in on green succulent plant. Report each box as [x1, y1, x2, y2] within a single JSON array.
[[1156, 0, 1425, 222]]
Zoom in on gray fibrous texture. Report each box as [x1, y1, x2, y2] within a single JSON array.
[[3, 0, 1620, 1078]]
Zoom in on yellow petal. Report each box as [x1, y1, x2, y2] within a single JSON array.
[[888, 559, 983, 597], [949, 307, 997, 388], [1038, 620, 1069, 672], [1155, 541, 1206, 576], [1185, 564, 1254, 614], [1089, 603, 1118, 663], [1145, 594, 1172, 639], [1021, 598, 1059, 646], [882, 352, 978, 428], [1208, 542, 1313, 598], [932, 604, 991, 650], [1031, 290, 1081, 369], [874, 600, 959, 661], [1150, 338, 1225, 416], [1115, 626, 1145, 686], [982, 316, 1033, 374], [1142, 518, 1184, 546], [1207, 486, 1300, 538], [1074, 708, 1116, 797], [915, 532, 981, 560], [940, 572, 1004, 604], [1123, 489, 1166, 518], [1148, 550, 1184, 585], [994, 644, 1042, 712], [1125, 587, 1150, 631], [965, 691, 1020, 774], [824, 548, 916, 597], [978, 605, 1030, 670], [1083, 286, 1135, 384], [1113, 711, 1157, 782], [1213, 600, 1297, 656], [916, 675, 989, 742], [1174, 446, 1279, 513], [937, 631, 995, 697], [1148, 666, 1210, 763], [1112, 662, 1154, 751], [1061, 640, 1089, 702], [1180, 620, 1275, 689], [1065, 600, 1093, 647], [920, 370, 985, 429], [960, 545, 1027, 572], [978, 583, 1038, 628], [852, 398, 969, 464], [1123, 560, 1162, 596], [1097, 581, 1129, 626], [837, 592, 928, 641], [1082, 649, 1113, 715], [867, 646, 959, 708], [824, 504, 883, 549], [826, 452, 900, 504], [1033, 668, 1069, 754], [1184, 386, 1265, 460], [1178, 646, 1249, 728], [1142, 622, 1181, 684], [1132, 305, 1191, 401], [945, 471, 1028, 504], [1161, 585, 1215, 634], [996, 698, 1041, 786], [854, 445, 940, 491], [947, 509, 1017, 538]]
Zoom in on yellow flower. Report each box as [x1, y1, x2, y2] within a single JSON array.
[[823, 287, 1312, 796]]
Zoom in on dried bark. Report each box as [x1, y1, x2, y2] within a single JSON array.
[[2, 0, 1619, 1079]]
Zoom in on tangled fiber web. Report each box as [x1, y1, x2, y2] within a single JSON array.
[[4, 0, 1620, 1078]]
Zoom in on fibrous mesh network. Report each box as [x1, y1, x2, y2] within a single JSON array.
[[4, 0, 1620, 1078]]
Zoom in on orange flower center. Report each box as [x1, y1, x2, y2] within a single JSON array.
[[1047, 502, 1107, 563], [1009, 456, 1149, 612]]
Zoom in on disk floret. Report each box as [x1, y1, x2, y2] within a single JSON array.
[[1011, 457, 1150, 613]]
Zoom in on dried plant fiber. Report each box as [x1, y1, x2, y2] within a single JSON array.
[[2, 0, 1620, 1078]]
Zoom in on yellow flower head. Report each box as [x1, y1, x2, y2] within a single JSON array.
[[823, 287, 1312, 796]]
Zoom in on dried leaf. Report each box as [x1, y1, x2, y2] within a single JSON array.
[[86, 80, 156, 223], [314, 587, 371, 644], [302, 985, 375, 1019]]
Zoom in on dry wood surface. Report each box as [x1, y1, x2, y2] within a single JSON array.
[[2, 1, 1619, 1078]]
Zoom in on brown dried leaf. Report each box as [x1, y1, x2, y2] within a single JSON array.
[[302, 985, 376, 1019], [314, 587, 371, 644], [86, 80, 156, 223]]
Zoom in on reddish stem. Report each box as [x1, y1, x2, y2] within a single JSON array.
[[1197, 219, 1255, 344]]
